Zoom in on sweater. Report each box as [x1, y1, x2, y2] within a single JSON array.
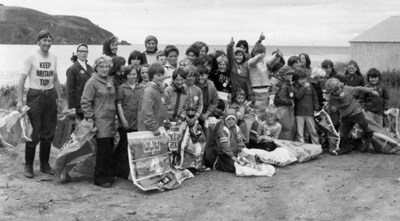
[[293, 84, 320, 116], [359, 83, 389, 114]]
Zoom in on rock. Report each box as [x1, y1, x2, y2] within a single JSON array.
[[127, 211, 137, 215]]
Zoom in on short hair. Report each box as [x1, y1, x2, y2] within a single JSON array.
[[148, 63, 165, 81], [191, 41, 209, 53], [311, 67, 327, 80], [156, 51, 166, 60], [185, 46, 200, 57], [197, 55, 212, 66], [264, 106, 278, 120], [321, 59, 334, 69], [70, 43, 89, 63], [216, 55, 229, 66], [102, 36, 118, 57], [366, 68, 381, 81], [236, 40, 249, 54], [325, 78, 343, 95], [196, 65, 209, 76], [128, 50, 145, 65], [298, 53, 311, 68], [138, 64, 150, 83], [109, 56, 126, 76], [231, 89, 246, 103], [183, 65, 199, 77], [36, 30, 53, 42], [287, 56, 299, 67], [164, 45, 179, 57], [93, 56, 112, 73], [123, 65, 138, 80], [292, 69, 307, 83], [172, 67, 187, 80]]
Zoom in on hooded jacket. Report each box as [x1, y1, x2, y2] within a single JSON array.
[[344, 73, 365, 87]]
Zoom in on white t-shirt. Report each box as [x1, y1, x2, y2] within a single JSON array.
[[23, 51, 57, 90]]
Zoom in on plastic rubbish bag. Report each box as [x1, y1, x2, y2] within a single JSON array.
[[0, 106, 32, 147], [234, 154, 275, 177], [274, 139, 323, 163], [53, 109, 76, 149], [241, 147, 296, 167]]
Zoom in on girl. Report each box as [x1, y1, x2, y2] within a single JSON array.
[[164, 67, 188, 122], [191, 41, 209, 57], [236, 40, 250, 61], [184, 65, 203, 127], [321, 59, 347, 83], [127, 50, 145, 73], [142, 35, 158, 65], [185, 46, 200, 64], [344, 60, 365, 87], [257, 106, 282, 151], [109, 56, 126, 87], [287, 56, 302, 70], [113, 66, 144, 179], [227, 89, 251, 142], [298, 53, 312, 80], [66, 43, 94, 120], [274, 66, 296, 141], [138, 64, 150, 86], [227, 37, 251, 100], [163, 45, 179, 87], [209, 55, 232, 95], [292, 69, 320, 144], [102, 36, 118, 57], [81, 56, 116, 188]]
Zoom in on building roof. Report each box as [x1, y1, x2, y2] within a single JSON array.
[[350, 16, 400, 43]]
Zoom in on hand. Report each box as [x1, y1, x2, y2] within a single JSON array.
[[122, 119, 129, 130], [16, 101, 24, 112], [372, 91, 379, 96], [188, 117, 197, 127], [259, 32, 265, 41], [304, 82, 310, 88], [228, 37, 235, 47], [258, 53, 266, 60]]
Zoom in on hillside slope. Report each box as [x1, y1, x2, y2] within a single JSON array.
[[0, 5, 116, 44]]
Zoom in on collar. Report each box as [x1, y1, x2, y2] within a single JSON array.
[[77, 59, 87, 70]]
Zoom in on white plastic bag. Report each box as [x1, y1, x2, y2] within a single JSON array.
[[234, 154, 275, 177], [242, 147, 297, 167], [0, 106, 32, 147]]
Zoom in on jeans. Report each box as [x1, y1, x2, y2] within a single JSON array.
[[295, 116, 319, 144]]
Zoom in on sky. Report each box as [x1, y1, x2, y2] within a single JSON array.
[[2, 0, 400, 46]]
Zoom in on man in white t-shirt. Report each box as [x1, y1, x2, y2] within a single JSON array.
[[17, 30, 62, 178]]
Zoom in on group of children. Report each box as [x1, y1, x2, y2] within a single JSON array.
[[69, 34, 391, 180]]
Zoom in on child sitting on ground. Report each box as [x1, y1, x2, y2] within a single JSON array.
[[326, 78, 379, 154], [359, 68, 389, 127], [292, 69, 320, 144], [257, 106, 282, 151]]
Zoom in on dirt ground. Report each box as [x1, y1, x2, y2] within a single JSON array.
[[1, 143, 400, 221]]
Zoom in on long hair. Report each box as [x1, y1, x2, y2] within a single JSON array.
[[344, 60, 362, 76], [109, 56, 126, 76], [102, 36, 118, 57], [298, 53, 311, 68]]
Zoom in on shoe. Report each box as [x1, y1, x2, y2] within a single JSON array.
[[24, 164, 34, 178], [94, 182, 112, 188], [40, 163, 54, 175]]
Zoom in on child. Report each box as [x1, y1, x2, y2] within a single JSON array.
[[344, 60, 365, 87], [185, 46, 200, 64], [227, 37, 252, 100], [292, 69, 320, 144], [113, 66, 144, 179], [228, 89, 251, 142], [326, 78, 378, 154], [127, 50, 145, 74], [310, 67, 327, 109], [142, 35, 158, 65], [184, 65, 203, 127], [164, 67, 188, 122], [274, 65, 296, 141], [138, 64, 150, 86], [156, 51, 167, 66], [257, 106, 282, 151], [359, 68, 389, 126], [209, 55, 232, 95]]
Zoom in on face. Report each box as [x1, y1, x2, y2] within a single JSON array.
[[97, 61, 110, 78], [197, 73, 208, 85], [235, 95, 245, 104], [235, 52, 244, 64], [119, 65, 127, 75], [186, 73, 196, 86], [299, 55, 306, 67], [369, 76, 379, 85], [266, 114, 275, 125], [200, 46, 207, 56], [225, 117, 236, 128], [186, 52, 196, 62], [167, 51, 178, 67], [140, 67, 149, 82], [76, 45, 88, 62], [322, 66, 332, 75], [292, 60, 302, 69], [131, 58, 141, 67], [110, 41, 118, 55], [158, 55, 167, 65], [204, 62, 212, 74], [127, 69, 138, 84], [348, 64, 357, 75], [174, 74, 185, 88], [146, 40, 157, 52], [239, 45, 247, 51], [218, 62, 227, 72], [152, 72, 165, 87], [297, 77, 306, 86], [38, 37, 52, 53]]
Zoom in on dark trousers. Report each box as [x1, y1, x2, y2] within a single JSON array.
[[94, 137, 114, 185], [340, 112, 371, 153], [111, 128, 132, 179], [215, 154, 235, 173], [25, 88, 57, 165]]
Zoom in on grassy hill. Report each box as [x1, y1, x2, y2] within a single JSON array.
[[0, 5, 117, 44]]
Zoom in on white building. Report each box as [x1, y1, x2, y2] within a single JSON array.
[[349, 16, 400, 73]]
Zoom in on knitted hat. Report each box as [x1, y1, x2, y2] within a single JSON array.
[[145, 35, 158, 45], [224, 109, 237, 123], [234, 47, 245, 55], [278, 66, 295, 76]]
